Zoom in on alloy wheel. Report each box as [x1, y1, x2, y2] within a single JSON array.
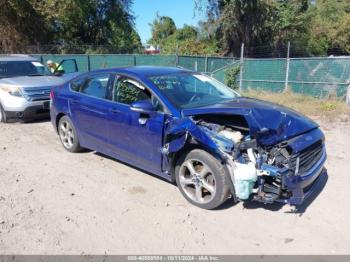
[[179, 159, 216, 204], [59, 120, 75, 149]]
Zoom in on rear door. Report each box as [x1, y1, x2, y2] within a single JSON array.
[[69, 73, 113, 152], [106, 75, 166, 173]]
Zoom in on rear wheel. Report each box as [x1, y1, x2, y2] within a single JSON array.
[[175, 149, 230, 210], [0, 103, 8, 123], [58, 116, 82, 153]]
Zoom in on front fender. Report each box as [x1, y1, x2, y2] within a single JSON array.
[[162, 117, 226, 173]]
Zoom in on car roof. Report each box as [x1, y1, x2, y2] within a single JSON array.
[[0, 55, 39, 62], [93, 66, 193, 77]]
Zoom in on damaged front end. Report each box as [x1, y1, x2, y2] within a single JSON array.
[[162, 112, 327, 206]]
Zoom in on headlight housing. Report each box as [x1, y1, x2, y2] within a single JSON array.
[[0, 86, 23, 97]]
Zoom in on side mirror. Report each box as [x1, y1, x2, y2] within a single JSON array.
[[130, 100, 155, 114]]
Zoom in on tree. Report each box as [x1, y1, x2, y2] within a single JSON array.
[[307, 0, 350, 55], [0, 0, 49, 52], [214, 0, 276, 56], [333, 14, 350, 53], [198, 0, 350, 57], [41, 0, 142, 52], [0, 0, 142, 53], [147, 10, 219, 55], [150, 22, 218, 55], [149, 14, 177, 44]]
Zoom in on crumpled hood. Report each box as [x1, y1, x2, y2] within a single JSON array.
[[182, 97, 319, 146], [0, 76, 65, 88]]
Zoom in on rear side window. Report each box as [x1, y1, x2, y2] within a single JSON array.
[[80, 74, 110, 99]]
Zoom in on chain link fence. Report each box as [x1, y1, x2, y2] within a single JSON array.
[[33, 53, 235, 74], [26, 43, 350, 99], [211, 43, 350, 99]]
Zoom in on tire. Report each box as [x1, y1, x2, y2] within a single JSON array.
[[0, 103, 8, 123], [175, 149, 231, 210], [58, 115, 82, 153]]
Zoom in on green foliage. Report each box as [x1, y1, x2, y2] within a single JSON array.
[[320, 102, 337, 111], [3, 0, 350, 57], [159, 25, 218, 55], [200, 0, 350, 57], [307, 0, 350, 55], [0, 0, 142, 53], [47, 0, 141, 52], [217, 0, 276, 56], [0, 0, 49, 52], [149, 14, 177, 45], [224, 66, 240, 90], [334, 15, 350, 53], [149, 14, 219, 56]]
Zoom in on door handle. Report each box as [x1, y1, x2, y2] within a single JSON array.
[[109, 108, 120, 114]]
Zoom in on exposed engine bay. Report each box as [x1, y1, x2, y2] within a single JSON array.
[[191, 114, 324, 204]]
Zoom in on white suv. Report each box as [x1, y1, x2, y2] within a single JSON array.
[[0, 55, 78, 122]]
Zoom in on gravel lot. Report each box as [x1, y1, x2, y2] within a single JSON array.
[[0, 118, 350, 254]]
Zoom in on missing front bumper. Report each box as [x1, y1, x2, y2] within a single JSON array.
[[277, 148, 327, 205]]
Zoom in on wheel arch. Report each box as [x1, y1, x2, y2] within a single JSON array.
[[169, 140, 225, 183], [56, 113, 66, 132]]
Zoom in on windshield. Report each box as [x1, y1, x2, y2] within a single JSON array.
[[149, 73, 239, 109], [0, 61, 51, 78]]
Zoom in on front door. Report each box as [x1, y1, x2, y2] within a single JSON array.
[[107, 76, 165, 174]]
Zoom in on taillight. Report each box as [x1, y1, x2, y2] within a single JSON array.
[[50, 90, 54, 100]]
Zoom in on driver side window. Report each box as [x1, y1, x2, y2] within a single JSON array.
[[114, 76, 164, 112]]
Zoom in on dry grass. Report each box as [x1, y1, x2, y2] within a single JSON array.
[[243, 90, 350, 120]]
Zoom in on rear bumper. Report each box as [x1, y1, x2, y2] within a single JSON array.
[[5, 102, 50, 120], [277, 147, 327, 205]]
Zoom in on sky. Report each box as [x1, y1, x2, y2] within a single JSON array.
[[132, 0, 206, 44]]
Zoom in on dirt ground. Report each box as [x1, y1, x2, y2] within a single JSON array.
[[0, 117, 350, 255]]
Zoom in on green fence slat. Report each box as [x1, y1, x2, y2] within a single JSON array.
[[135, 55, 176, 66], [31, 54, 350, 98], [207, 57, 235, 72], [89, 54, 135, 70], [178, 56, 206, 72]]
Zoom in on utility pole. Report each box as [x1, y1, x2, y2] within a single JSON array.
[[239, 43, 244, 92], [284, 41, 291, 91]]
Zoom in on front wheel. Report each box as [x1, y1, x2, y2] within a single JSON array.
[[175, 149, 231, 210], [58, 115, 82, 153]]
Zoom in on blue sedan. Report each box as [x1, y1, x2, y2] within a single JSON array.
[[50, 66, 327, 209]]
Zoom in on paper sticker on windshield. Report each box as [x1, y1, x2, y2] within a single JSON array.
[[193, 74, 212, 82], [31, 61, 43, 67]]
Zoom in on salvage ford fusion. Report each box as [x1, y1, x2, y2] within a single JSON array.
[[50, 66, 327, 209]]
